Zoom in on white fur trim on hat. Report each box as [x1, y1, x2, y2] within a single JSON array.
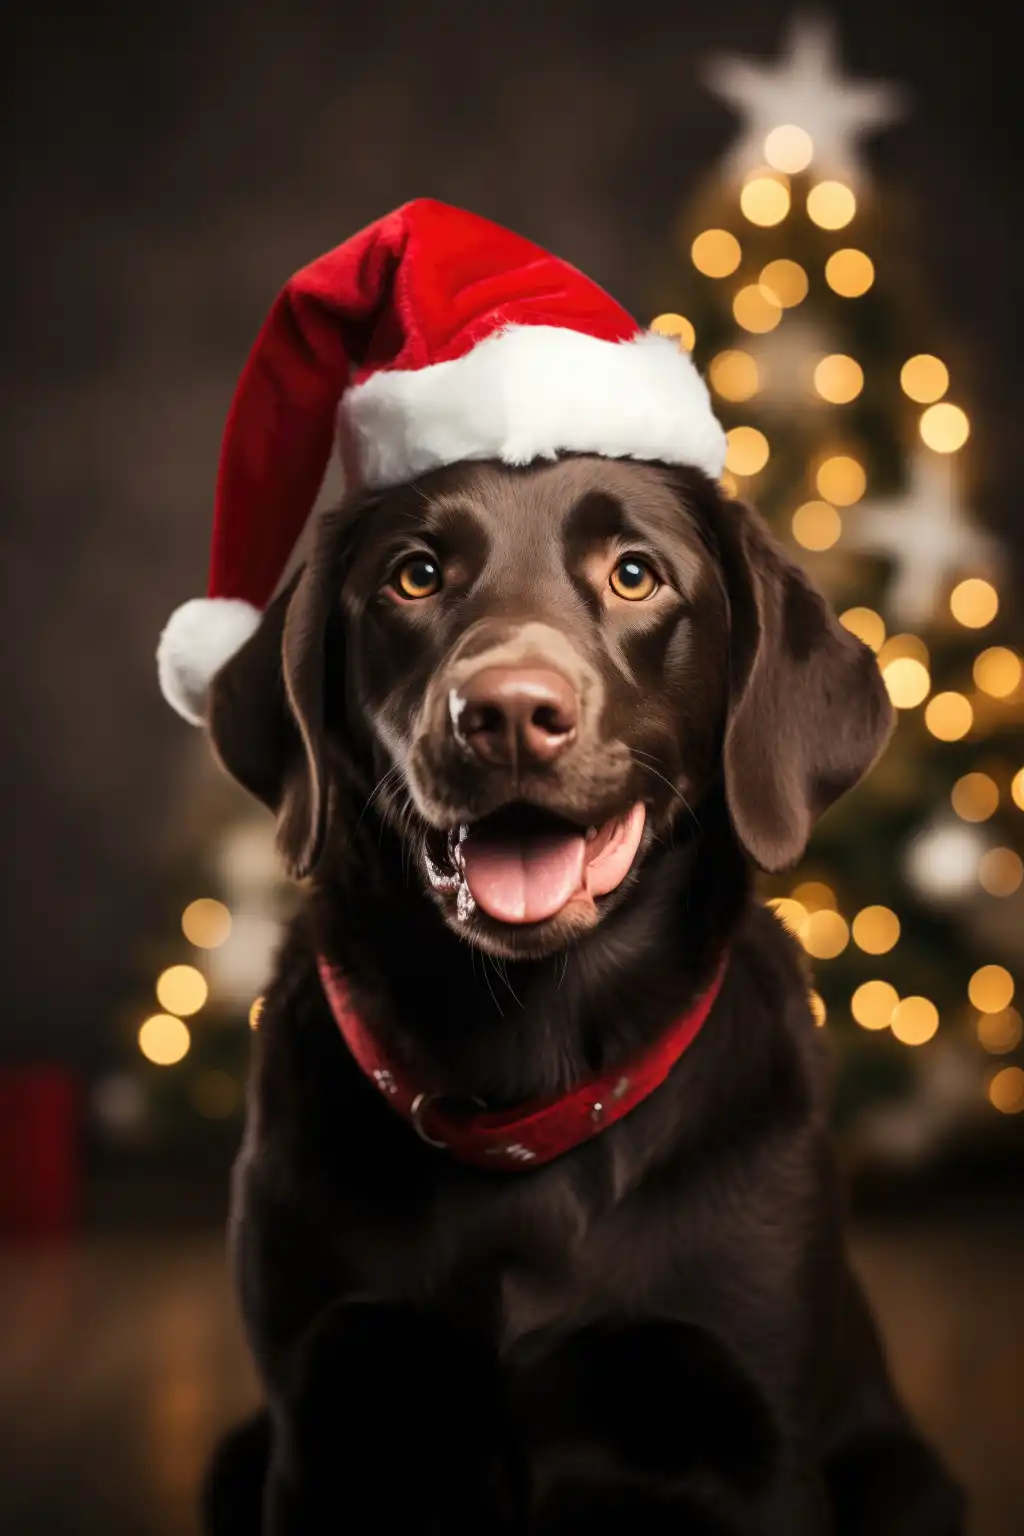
[[344, 325, 727, 490], [157, 597, 262, 725]]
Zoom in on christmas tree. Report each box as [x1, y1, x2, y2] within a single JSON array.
[[649, 17, 1024, 1163]]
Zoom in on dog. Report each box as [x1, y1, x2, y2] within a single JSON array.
[[201, 454, 964, 1534]]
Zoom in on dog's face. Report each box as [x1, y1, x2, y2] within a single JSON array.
[[209, 456, 892, 959]]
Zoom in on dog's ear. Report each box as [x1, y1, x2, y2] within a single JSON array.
[[716, 498, 893, 872], [207, 550, 337, 879]]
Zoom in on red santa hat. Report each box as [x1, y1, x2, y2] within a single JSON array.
[[158, 198, 726, 723]]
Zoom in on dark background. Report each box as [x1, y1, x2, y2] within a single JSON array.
[[2, 3, 1023, 1532]]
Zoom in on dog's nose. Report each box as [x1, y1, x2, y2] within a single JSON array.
[[452, 667, 579, 767]]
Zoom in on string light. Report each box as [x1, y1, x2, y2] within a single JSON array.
[[890, 996, 939, 1046], [650, 313, 696, 350], [969, 965, 1015, 1014], [792, 501, 842, 551], [764, 124, 814, 173], [791, 881, 836, 911], [155, 965, 208, 1017], [973, 647, 1022, 698], [878, 634, 929, 666], [691, 229, 742, 278], [905, 823, 983, 900], [988, 1066, 1024, 1115], [741, 173, 791, 226], [768, 897, 808, 936], [851, 980, 898, 1031], [815, 455, 866, 505], [808, 991, 828, 1027], [950, 772, 999, 822], [839, 607, 885, 652], [881, 657, 930, 710], [977, 1008, 1023, 1055], [1013, 768, 1024, 811], [900, 354, 949, 404], [759, 259, 808, 307], [709, 350, 760, 401], [852, 905, 900, 955], [950, 578, 998, 629], [924, 692, 973, 741], [979, 848, 1024, 897], [138, 1014, 191, 1066], [733, 284, 782, 333], [920, 402, 970, 453], [807, 181, 856, 230], [725, 426, 770, 476], [249, 996, 265, 1030], [813, 355, 864, 404], [181, 898, 232, 949], [825, 249, 874, 297], [801, 910, 849, 959]]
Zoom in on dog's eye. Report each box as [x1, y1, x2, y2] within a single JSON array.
[[394, 557, 442, 600], [609, 556, 658, 601]]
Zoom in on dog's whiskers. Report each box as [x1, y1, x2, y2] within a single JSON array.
[[630, 752, 699, 829]]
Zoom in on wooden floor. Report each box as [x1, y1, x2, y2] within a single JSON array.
[[1, 1219, 1022, 1535]]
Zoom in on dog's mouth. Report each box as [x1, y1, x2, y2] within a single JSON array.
[[426, 801, 647, 927]]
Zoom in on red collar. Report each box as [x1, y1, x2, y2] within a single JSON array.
[[317, 955, 727, 1172]]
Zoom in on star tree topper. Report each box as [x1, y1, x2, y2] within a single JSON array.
[[843, 450, 999, 627], [704, 14, 907, 187]]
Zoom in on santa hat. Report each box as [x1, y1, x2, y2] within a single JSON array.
[[157, 198, 726, 723]]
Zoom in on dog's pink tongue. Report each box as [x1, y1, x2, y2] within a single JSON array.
[[460, 827, 586, 925]]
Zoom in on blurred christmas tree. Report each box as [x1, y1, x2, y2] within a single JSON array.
[[650, 16, 1024, 1164]]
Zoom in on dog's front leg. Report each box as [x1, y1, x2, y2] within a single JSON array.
[[262, 1300, 515, 1536]]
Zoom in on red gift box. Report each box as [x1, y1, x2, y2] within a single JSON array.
[[0, 1068, 80, 1241]]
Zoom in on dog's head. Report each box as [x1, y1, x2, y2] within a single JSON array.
[[208, 456, 892, 958]]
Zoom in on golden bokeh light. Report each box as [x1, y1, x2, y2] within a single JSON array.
[[924, 691, 973, 741], [973, 647, 1022, 699], [1013, 768, 1024, 811], [764, 124, 814, 173], [802, 909, 850, 959], [900, 354, 949, 404], [825, 249, 875, 298], [977, 1008, 1023, 1055], [769, 897, 809, 936], [733, 284, 782, 333], [249, 996, 265, 1030], [950, 578, 998, 629], [181, 897, 232, 949], [813, 354, 864, 404], [890, 996, 939, 1046], [878, 633, 929, 667], [791, 881, 836, 911], [741, 174, 791, 226], [155, 964, 208, 1017], [950, 772, 999, 823], [725, 425, 770, 476], [979, 848, 1024, 898], [815, 454, 866, 505], [920, 402, 970, 453], [807, 180, 856, 230], [852, 905, 901, 955], [808, 990, 828, 1027], [759, 259, 808, 308], [720, 471, 740, 498], [691, 229, 742, 278], [881, 657, 931, 710], [969, 964, 1016, 1014], [792, 500, 842, 551], [988, 1065, 1024, 1115], [190, 1069, 239, 1119], [138, 1014, 191, 1067], [839, 607, 885, 652], [650, 312, 696, 351], [851, 980, 898, 1031], [709, 349, 760, 402]]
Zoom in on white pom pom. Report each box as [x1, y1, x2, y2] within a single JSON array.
[[157, 597, 262, 724]]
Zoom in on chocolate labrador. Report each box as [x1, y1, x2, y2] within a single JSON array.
[[203, 455, 963, 1534]]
